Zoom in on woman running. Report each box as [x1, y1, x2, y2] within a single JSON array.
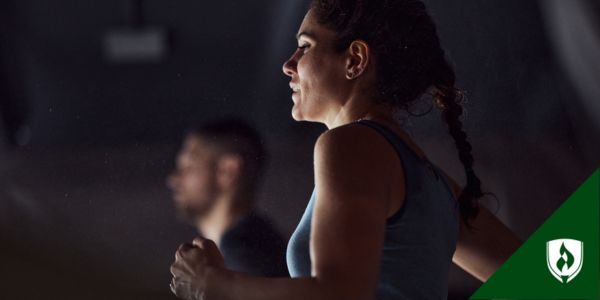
[[169, 1, 522, 299]]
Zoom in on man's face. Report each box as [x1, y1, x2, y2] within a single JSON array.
[[167, 135, 218, 222]]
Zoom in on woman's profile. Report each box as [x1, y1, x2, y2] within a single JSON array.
[[169, 0, 522, 299]]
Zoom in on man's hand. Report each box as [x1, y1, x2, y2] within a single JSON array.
[[170, 238, 225, 300]]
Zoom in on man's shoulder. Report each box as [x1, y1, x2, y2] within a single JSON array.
[[220, 211, 289, 277], [221, 212, 285, 249]]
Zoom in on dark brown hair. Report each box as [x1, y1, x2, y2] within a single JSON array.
[[189, 118, 267, 196], [311, 0, 483, 226]]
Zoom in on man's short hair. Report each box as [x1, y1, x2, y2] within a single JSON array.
[[188, 118, 267, 194]]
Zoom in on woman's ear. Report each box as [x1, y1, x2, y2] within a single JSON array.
[[345, 40, 370, 80]]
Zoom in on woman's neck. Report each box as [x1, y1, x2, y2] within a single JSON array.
[[325, 96, 394, 129]]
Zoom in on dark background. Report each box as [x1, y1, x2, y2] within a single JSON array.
[[1, 0, 598, 299]]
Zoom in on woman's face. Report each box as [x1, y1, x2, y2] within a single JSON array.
[[282, 10, 349, 123]]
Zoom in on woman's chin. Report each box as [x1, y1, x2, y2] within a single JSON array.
[[291, 110, 303, 121], [291, 105, 304, 121], [291, 106, 323, 123]]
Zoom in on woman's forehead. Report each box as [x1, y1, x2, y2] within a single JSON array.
[[297, 10, 319, 38], [296, 10, 336, 42]]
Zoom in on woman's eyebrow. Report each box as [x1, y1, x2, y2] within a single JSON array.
[[296, 31, 316, 40]]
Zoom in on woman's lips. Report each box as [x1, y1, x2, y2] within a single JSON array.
[[289, 82, 300, 101]]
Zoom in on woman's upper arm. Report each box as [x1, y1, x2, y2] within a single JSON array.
[[310, 126, 395, 300], [441, 170, 522, 282]]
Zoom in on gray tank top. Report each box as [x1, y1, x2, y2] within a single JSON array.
[[286, 119, 460, 299]]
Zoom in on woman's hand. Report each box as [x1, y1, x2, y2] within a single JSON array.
[[170, 237, 225, 300]]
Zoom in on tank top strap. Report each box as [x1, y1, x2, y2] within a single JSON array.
[[355, 119, 445, 218], [355, 119, 432, 167]]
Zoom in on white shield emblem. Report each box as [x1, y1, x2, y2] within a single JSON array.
[[546, 238, 584, 283]]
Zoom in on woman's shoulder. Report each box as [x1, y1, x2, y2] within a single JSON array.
[[315, 121, 384, 150], [313, 122, 400, 173]]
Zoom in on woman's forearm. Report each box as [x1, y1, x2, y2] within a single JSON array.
[[205, 267, 335, 300], [453, 206, 522, 282]]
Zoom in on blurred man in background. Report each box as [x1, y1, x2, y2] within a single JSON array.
[[167, 118, 288, 277]]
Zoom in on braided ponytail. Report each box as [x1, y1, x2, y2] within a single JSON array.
[[434, 84, 483, 228]]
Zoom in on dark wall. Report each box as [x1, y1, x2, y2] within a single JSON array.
[[0, 0, 315, 146]]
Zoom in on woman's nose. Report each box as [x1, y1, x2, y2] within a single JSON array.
[[282, 54, 297, 77]]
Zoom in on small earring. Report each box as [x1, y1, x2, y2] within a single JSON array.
[[347, 71, 355, 79]]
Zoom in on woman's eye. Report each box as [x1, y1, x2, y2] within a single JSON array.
[[297, 44, 310, 51]]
